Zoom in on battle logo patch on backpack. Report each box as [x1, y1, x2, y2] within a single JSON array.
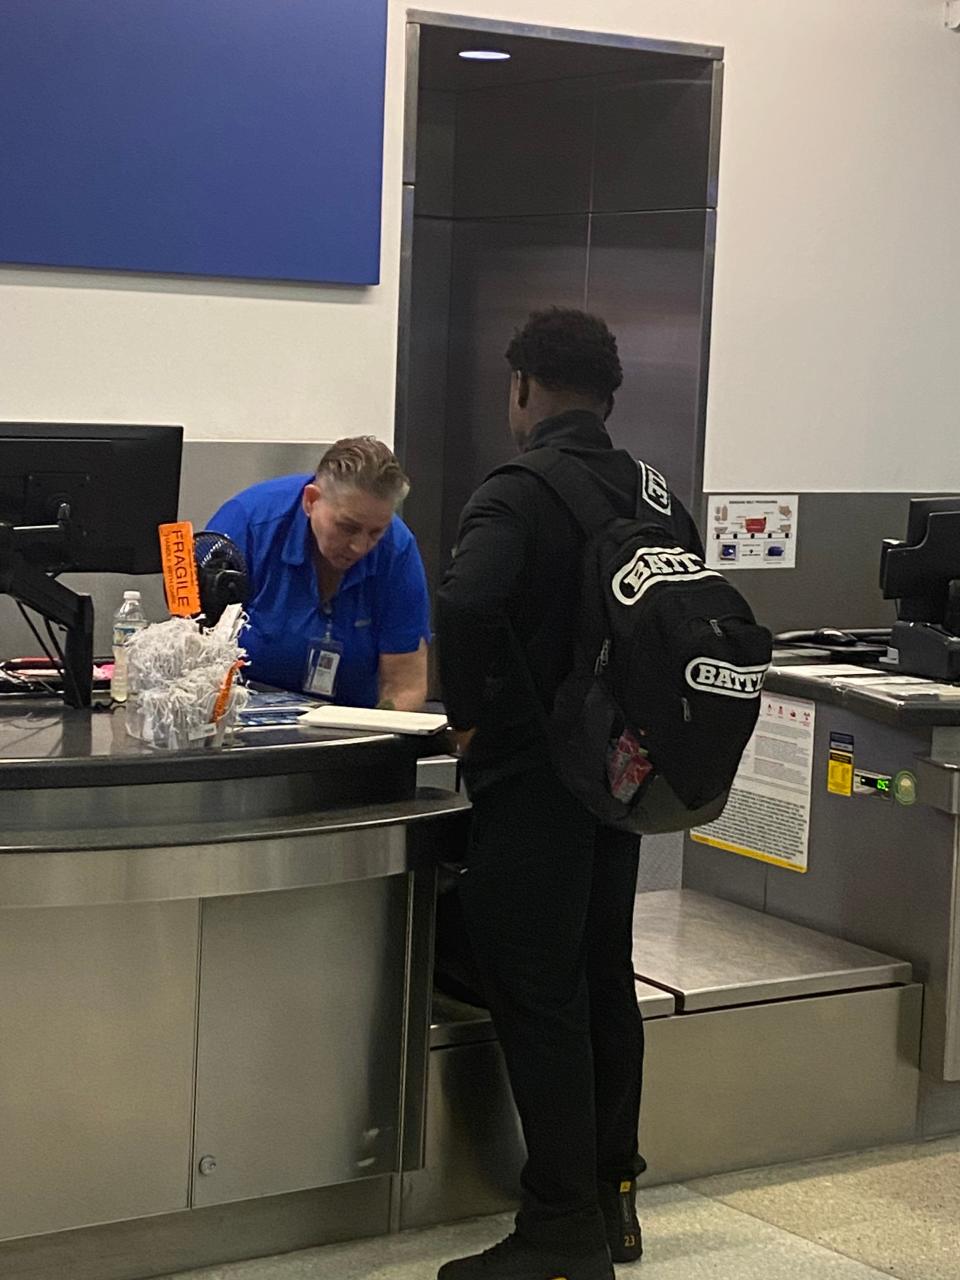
[[637, 460, 671, 517], [685, 658, 769, 699], [612, 545, 719, 606]]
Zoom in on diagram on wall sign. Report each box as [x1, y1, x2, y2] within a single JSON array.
[[705, 494, 799, 570]]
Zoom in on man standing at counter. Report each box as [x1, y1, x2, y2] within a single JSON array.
[[208, 437, 429, 710], [436, 310, 703, 1280]]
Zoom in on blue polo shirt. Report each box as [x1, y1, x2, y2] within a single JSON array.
[[207, 473, 430, 706]]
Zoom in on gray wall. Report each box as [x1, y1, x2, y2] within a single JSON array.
[[716, 492, 937, 637], [0, 441, 324, 660]]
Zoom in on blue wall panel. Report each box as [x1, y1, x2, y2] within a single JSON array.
[[0, 1, 388, 284]]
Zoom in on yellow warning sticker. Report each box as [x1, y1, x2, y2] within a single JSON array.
[[827, 752, 853, 797]]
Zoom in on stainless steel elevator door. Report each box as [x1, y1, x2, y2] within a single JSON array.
[[440, 213, 589, 562], [586, 210, 711, 509], [192, 876, 409, 1206]]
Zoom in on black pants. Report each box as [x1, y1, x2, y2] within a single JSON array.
[[458, 765, 645, 1251]]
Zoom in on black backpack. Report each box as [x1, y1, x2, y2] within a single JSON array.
[[498, 448, 773, 834]]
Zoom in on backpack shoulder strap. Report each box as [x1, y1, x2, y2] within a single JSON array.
[[493, 448, 620, 537]]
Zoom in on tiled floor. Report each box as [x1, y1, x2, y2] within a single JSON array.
[[689, 1135, 960, 1280], [162, 1136, 960, 1280]]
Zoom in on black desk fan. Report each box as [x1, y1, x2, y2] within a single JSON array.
[[194, 531, 250, 625]]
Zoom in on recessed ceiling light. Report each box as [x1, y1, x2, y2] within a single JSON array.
[[458, 49, 511, 62]]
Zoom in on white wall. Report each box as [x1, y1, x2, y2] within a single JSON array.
[[1, 1, 959, 491]]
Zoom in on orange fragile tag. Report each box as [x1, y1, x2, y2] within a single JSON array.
[[159, 522, 200, 616]]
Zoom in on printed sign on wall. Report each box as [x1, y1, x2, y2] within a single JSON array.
[[705, 494, 799, 570]]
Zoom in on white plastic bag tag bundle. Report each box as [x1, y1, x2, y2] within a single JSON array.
[[125, 609, 249, 750]]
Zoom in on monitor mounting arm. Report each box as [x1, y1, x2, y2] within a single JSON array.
[[0, 518, 93, 708]]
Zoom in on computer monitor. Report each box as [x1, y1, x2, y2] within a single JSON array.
[[0, 422, 183, 573], [0, 423, 183, 707], [881, 497, 960, 621], [880, 496, 960, 679]]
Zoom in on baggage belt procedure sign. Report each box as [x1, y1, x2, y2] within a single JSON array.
[[691, 694, 815, 873]]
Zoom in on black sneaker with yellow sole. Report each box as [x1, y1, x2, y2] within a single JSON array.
[[437, 1231, 615, 1280], [598, 1178, 644, 1263]]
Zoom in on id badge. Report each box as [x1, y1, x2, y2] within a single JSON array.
[[304, 638, 344, 699]]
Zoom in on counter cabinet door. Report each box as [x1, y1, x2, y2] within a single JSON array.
[[0, 899, 199, 1241], [192, 873, 410, 1206]]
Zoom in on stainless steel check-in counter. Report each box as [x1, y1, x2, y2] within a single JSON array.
[[686, 658, 960, 1139], [1, 676, 938, 1272], [0, 699, 468, 1273]]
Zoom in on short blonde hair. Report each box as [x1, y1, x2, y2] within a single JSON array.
[[316, 436, 410, 505]]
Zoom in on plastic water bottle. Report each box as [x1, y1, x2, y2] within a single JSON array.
[[111, 590, 148, 703]]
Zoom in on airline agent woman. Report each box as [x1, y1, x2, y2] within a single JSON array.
[[208, 437, 429, 710]]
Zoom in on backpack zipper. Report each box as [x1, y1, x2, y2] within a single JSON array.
[[595, 638, 611, 674], [681, 696, 692, 723], [710, 618, 723, 637]]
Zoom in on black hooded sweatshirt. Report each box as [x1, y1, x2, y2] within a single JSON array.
[[436, 409, 704, 796]]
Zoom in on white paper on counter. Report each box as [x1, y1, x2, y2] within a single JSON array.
[[298, 705, 449, 735], [777, 664, 885, 679], [837, 678, 960, 701]]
